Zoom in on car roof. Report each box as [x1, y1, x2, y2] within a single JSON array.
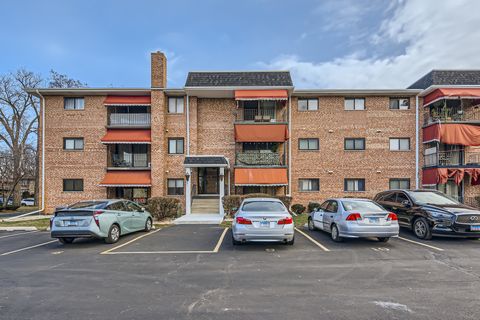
[[328, 198, 373, 202], [242, 197, 283, 203]]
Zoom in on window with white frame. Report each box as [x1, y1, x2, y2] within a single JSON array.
[[344, 179, 365, 192], [167, 179, 184, 195], [298, 179, 320, 192], [298, 98, 318, 111], [64, 97, 84, 110], [168, 97, 184, 113], [299, 138, 319, 150], [344, 98, 365, 110], [63, 138, 84, 150], [168, 138, 184, 154], [390, 138, 410, 151], [389, 98, 410, 110]]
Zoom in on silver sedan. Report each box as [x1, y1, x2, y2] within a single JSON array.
[[232, 198, 294, 245], [308, 198, 399, 242]]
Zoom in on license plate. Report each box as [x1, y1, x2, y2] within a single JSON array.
[[66, 220, 77, 227], [260, 221, 270, 228], [367, 218, 379, 224], [471, 225, 480, 231]]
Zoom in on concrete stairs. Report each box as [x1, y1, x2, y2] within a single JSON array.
[[191, 196, 219, 214], [173, 196, 223, 225]]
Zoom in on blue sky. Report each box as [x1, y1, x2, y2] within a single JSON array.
[[1, 0, 480, 88]]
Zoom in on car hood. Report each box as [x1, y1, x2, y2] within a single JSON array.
[[421, 204, 480, 215]]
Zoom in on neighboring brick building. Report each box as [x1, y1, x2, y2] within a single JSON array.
[[30, 53, 480, 214]]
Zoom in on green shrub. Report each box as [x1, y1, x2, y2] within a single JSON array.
[[291, 203, 306, 215], [222, 195, 243, 216], [145, 197, 182, 220], [278, 196, 292, 209], [307, 202, 321, 213]]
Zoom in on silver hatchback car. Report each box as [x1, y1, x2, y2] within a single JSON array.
[[232, 198, 294, 245], [308, 198, 399, 242]]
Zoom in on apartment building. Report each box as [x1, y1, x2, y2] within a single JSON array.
[[30, 52, 480, 214]]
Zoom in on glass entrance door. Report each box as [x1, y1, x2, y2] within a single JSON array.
[[198, 168, 219, 194]]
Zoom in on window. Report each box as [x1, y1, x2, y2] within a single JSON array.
[[167, 179, 184, 195], [298, 98, 318, 111], [389, 98, 410, 110], [344, 179, 365, 192], [299, 138, 319, 150], [344, 98, 365, 110], [389, 178, 411, 190], [125, 201, 142, 212], [64, 97, 84, 110], [298, 179, 320, 192], [390, 138, 410, 151], [344, 138, 365, 150], [325, 201, 338, 213], [241, 201, 287, 212], [168, 138, 184, 154], [63, 138, 84, 150], [63, 179, 83, 192], [168, 97, 184, 113], [107, 201, 126, 211]]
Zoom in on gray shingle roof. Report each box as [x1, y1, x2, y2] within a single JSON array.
[[184, 156, 229, 167], [408, 70, 480, 89], [185, 71, 293, 87]]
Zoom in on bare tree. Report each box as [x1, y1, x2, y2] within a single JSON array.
[[48, 70, 87, 88]]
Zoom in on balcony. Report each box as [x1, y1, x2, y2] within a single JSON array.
[[424, 101, 480, 126], [236, 152, 285, 166], [424, 149, 480, 167], [107, 145, 151, 169], [108, 113, 151, 127], [235, 100, 287, 123]]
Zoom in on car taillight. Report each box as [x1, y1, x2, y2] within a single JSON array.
[[278, 217, 293, 225], [388, 212, 398, 221], [236, 217, 252, 225], [346, 213, 362, 221], [93, 210, 103, 227]]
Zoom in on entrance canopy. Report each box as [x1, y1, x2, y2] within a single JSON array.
[[184, 155, 229, 168]]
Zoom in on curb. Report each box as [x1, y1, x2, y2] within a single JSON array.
[[0, 227, 38, 231]]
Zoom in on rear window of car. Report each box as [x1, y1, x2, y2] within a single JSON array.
[[68, 201, 108, 209], [241, 201, 287, 213], [341, 200, 385, 212]]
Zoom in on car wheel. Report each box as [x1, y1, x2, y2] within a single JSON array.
[[331, 224, 343, 242], [308, 218, 316, 231], [286, 237, 295, 245], [58, 237, 74, 244], [413, 217, 432, 240], [105, 224, 121, 244], [144, 218, 152, 232], [377, 237, 390, 243]]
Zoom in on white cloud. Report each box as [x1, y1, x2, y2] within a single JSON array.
[[262, 0, 480, 89]]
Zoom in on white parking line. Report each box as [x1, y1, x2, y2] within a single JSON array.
[[295, 227, 330, 252], [0, 231, 39, 239], [0, 240, 57, 256], [397, 236, 444, 252], [101, 227, 229, 255]]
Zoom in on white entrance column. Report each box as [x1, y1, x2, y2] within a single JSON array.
[[219, 167, 225, 216], [185, 167, 192, 215]]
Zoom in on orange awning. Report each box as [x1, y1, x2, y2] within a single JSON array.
[[100, 171, 151, 187], [423, 123, 480, 146], [101, 129, 151, 144], [104, 95, 151, 106], [235, 90, 288, 101], [423, 88, 480, 107], [235, 124, 289, 142], [235, 168, 288, 186]]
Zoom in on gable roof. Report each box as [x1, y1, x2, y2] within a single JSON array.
[[185, 71, 293, 87], [408, 70, 480, 89]]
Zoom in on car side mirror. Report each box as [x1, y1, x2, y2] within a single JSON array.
[[139, 207, 146, 212]]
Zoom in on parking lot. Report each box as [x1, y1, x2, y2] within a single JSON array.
[[0, 224, 479, 320]]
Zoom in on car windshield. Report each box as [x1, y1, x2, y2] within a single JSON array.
[[242, 201, 287, 213], [68, 201, 108, 209], [407, 191, 459, 205], [341, 200, 385, 212]]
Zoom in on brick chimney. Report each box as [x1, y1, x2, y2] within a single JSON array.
[[151, 51, 167, 88]]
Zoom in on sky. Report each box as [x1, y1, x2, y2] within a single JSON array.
[[1, 0, 480, 89]]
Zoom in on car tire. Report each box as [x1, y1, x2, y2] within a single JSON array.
[[377, 237, 390, 243], [286, 237, 295, 245], [58, 237, 74, 244], [413, 217, 432, 240], [331, 224, 343, 242], [232, 236, 241, 245], [308, 218, 316, 231], [144, 218, 152, 232], [105, 224, 121, 244]]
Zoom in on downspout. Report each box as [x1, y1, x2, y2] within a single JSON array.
[[7, 90, 46, 220], [288, 93, 292, 196], [186, 94, 190, 155], [415, 94, 420, 189]]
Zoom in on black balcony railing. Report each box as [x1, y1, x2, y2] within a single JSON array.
[[424, 107, 480, 125], [109, 153, 150, 168], [236, 108, 286, 122], [236, 152, 284, 166], [424, 150, 480, 167]]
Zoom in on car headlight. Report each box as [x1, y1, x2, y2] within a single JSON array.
[[429, 211, 454, 226]]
